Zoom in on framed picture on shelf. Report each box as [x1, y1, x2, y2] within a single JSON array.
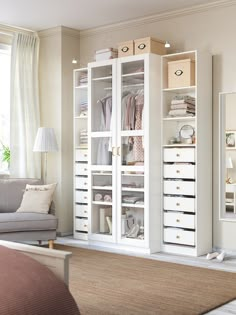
[[226, 131, 236, 149]]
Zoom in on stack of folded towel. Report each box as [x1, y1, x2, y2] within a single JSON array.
[[79, 129, 88, 148], [79, 100, 88, 117], [168, 95, 196, 117], [79, 73, 88, 86]]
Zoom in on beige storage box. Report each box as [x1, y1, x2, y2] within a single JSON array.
[[118, 40, 134, 57], [134, 37, 166, 55], [168, 59, 195, 88]]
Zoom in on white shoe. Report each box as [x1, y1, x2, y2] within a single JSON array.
[[206, 252, 219, 260], [216, 251, 225, 262]]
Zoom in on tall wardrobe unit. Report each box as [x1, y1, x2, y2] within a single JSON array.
[[161, 51, 212, 256], [87, 54, 162, 254]]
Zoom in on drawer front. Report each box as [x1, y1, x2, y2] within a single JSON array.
[[164, 164, 195, 179], [164, 180, 195, 196], [75, 149, 88, 162], [74, 231, 88, 240], [164, 228, 195, 246], [164, 196, 195, 213], [75, 177, 88, 189], [75, 191, 88, 203], [164, 148, 195, 163], [75, 218, 88, 232], [164, 212, 195, 229], [75, 205, 88, 218], [75, 163, 88, 176]]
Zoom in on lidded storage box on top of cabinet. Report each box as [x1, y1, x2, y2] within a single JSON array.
[[134, 37, 166, 56], [118, 40, 134, 58], [168, 58, 195, 88]]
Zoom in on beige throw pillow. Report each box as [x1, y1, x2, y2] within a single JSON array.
[[17, 183, 57, 214]]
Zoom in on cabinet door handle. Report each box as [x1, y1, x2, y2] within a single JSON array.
[[84, 225, 87, 228], [176, 235, 180, 239], [176, 219, 180, 223], [176, 170, 180, 173], [176, 153, 180, 157], [84, 168, 87, 171], [176, 186, 180, 190], [84, 182, 87, 185], [84, 210, 88, 213], [84, 196, 87, 199], [84, 154, 87, 157], [176, 203, 180, 206], [112, 147, 116, 156]]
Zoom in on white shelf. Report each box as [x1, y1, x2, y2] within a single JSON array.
[[75, 146, 88, 149], [122, 72, 144, 78], [91, 131, 112, 138], [91, 165, 112, 172], [122, 173, 144, 177], [92, 186, 112, 190], [122, 83, 144, 89], [121, 166, 144, 172], [122, 203, 144, 208], [122, 187, 144, 192], [163, 116, 195, 121], [163, 144, 196, 147], [92, 201, 112, 206], [75, 85, 88, 89], [162, 86, 196, 93], [75, 116, 88, 120], [92, 76, 112, 82], [121, 130, 144, 137], [92, 172, 112, 176]]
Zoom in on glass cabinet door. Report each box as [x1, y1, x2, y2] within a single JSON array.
[[117, 56, 146, 246], [88, 60, 117, 243]]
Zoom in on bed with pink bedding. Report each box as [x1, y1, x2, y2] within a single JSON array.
[[0, 245, 80, 315]]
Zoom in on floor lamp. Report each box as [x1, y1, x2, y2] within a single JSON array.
[[33, 127, 58, 184]]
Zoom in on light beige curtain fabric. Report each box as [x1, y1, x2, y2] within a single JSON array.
[[10, 33, 41, 178]]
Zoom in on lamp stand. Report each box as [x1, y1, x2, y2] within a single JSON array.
[[44, 152, 48, 184]]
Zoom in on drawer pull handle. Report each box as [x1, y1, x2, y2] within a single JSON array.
[[84, 210, 88, 213], [176, 219, 180, 223], [138, 43, 146, 50], [176, 170, 180, 173], [84, 225, 87, 228], [121, 46, 129, 53], [84, 154, 87, 157], [84, 168, 87, 171], [176, 235, 180, 239], [176, 203, 180, 206], [84, 196, 87, 199], [176, 153, 180, 157], [176, 186, 180, 190], [84, 182, 87, 185]]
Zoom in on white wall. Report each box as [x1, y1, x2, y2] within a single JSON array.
[[39, 26, 80, 234], [78, 3, 236, 250]]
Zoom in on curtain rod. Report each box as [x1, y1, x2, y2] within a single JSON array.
[[0, 24, 36, 36]]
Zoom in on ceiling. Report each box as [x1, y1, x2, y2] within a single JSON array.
[[0, 0, 218, 31]]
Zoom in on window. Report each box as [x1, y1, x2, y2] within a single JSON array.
[[0, 44, 11, 172]]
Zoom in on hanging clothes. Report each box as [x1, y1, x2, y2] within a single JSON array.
[[133, 94, 144, 162]]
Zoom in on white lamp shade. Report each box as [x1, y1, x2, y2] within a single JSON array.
[[226, 156, 233, 169], [33, 127, 58, 152]]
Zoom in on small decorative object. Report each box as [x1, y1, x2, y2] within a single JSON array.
[[226, 131, 236, 149], [226, 156, 233, 184], [0, 141, 10, 167], [179, 124, 195, 144]]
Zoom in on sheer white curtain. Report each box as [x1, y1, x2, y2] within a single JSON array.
[[10, 33, 41, 178]]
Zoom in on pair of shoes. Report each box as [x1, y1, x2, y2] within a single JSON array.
[[206, 251, 225, 262]]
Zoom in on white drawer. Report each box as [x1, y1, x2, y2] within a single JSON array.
[[74, 231, 88, 240], [164, 164, 195, 179], [75, 163, 88, 176], [75, 149, 88, 162], [164, 212, 195, 229], [164, 228, 195, 246], [164, 148, 195, 163], [75, 177, 88, 189], [75, 205, 88, 217], [164, 196, 195, 213], [75, 191, 88, 203], [164, 180, 195, 196], [75, 218, 88, 232]]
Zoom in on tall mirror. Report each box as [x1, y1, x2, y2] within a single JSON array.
[[219, 92, 236, 220]]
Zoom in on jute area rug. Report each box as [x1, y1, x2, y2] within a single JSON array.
[[56, 245, 236, 315]]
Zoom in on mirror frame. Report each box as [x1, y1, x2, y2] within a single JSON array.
[[219, 91, 236, 221]]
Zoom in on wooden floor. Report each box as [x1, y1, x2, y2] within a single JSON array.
[[56, 237, 236, 314]]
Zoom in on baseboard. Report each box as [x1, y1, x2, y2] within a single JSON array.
[[56, 232, 73, 237]]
